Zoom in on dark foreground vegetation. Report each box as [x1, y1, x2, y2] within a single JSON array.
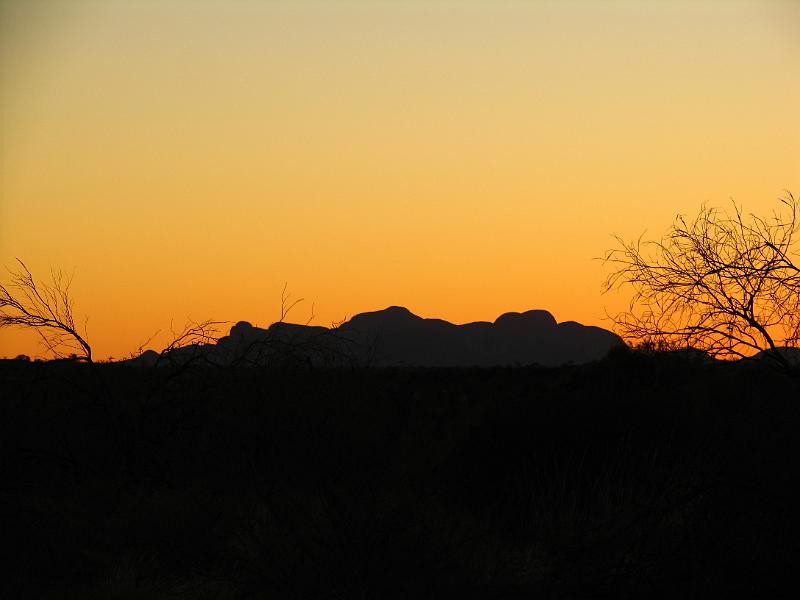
[[2, 349, 799, 598]]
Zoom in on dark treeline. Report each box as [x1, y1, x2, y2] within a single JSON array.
[[2, 350, 799, 598]]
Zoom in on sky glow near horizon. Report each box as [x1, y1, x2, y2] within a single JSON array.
[[1, 0, 799, 359]]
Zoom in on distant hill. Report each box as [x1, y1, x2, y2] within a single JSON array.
[[750, 347, 800, 367], [131, 307, 624, 368]]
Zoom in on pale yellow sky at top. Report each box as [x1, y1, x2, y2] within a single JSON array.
[[1, 0, 798, 359]]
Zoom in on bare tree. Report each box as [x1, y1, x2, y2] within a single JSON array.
[[0, 259, 93, 362], [156, 318, 225, 367], [604, 193, 800, 371], [228, 283, 320, 368]]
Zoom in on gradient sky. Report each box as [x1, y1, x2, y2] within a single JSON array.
[[1, 0, 798, 359]]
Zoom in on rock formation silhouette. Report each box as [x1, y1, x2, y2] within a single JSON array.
[[137, 307, 623, 367]]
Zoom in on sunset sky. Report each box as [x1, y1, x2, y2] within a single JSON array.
[[1, 0, 798, 359]]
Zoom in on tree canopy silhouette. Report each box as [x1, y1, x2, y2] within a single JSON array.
[[604, 193, 800, 371], [0, 259, 93, 362]]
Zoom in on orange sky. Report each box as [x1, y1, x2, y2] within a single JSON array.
[[1, 0, 799, 360]]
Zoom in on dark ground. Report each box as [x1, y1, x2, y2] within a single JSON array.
[[2, 349, 799, 598]]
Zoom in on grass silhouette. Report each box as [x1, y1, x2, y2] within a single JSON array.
[[2, 350, 799, 598]]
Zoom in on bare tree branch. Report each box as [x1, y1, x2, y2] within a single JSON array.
[[603, 193, 800, 372], [0, 259, 93, 362], [154, 318, 226, 368]]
